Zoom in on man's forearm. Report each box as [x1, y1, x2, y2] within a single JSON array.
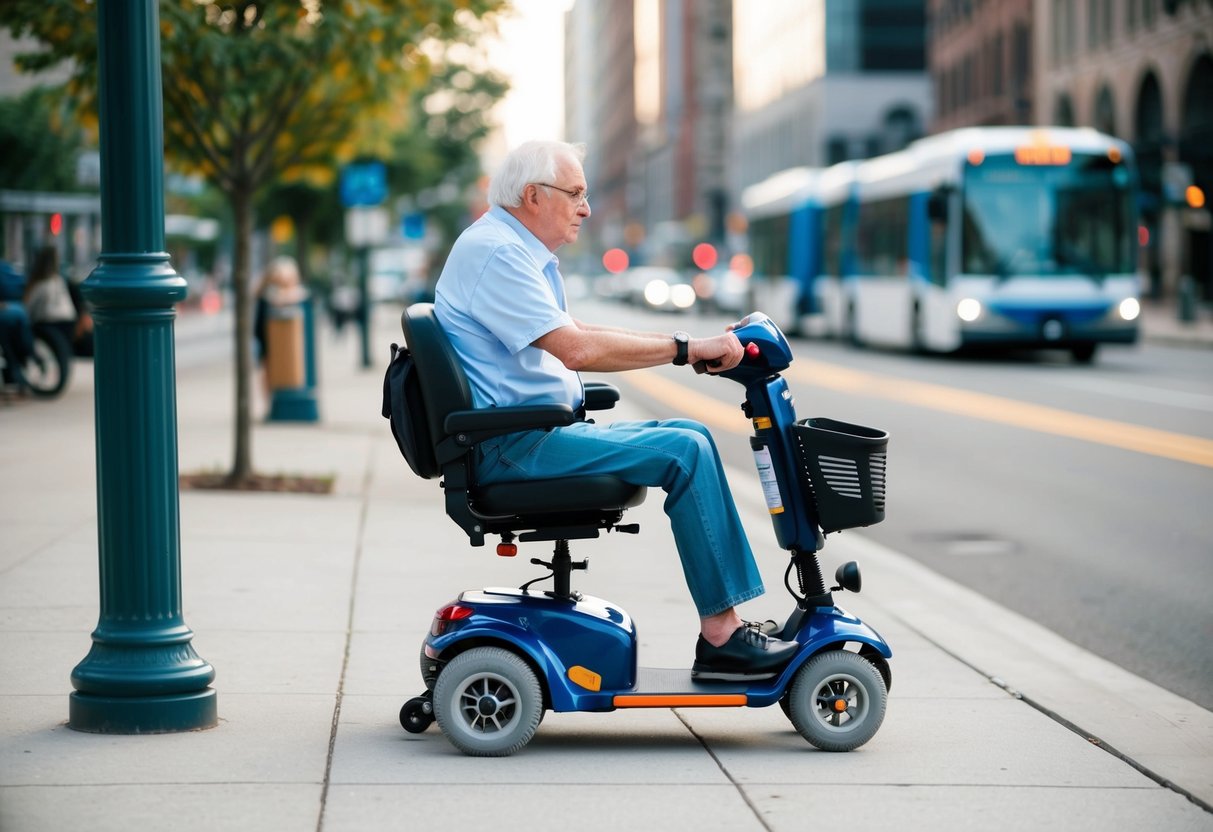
[[573, 318, 669, 340], [539, 325, 678, 372]]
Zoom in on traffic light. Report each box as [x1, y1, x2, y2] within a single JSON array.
[[49, 213, 63, 236], [692, 243, 717, 271]]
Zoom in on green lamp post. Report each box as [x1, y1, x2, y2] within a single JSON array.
[[70, 0, 216, 733]]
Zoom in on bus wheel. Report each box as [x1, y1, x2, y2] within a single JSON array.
[[910, 304, 927, 354], [1071, 343, 1097, 364], [847, 304, 863, 348]]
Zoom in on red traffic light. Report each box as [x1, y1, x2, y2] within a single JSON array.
[[602, 248, 629, 274], [49, 213, 63, 236], [692, 243, 717, 271]]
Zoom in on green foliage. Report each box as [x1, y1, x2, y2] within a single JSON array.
[[0, 86, 86, 192], [1, 0, 507, 199]]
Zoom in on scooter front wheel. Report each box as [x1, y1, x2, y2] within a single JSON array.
[[432, 646, 543, 757], [787, 650, 887, 752]]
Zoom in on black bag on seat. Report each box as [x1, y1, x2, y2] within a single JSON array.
[[381, 342, 438, 478]]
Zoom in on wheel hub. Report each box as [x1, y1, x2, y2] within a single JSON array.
[[477, 695, 498, 716]]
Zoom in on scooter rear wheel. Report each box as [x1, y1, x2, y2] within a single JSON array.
[[787, 650, 887, 751], [432, 646, 543, 757]]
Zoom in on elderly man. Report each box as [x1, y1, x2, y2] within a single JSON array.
[[434, 140, 795, 680]]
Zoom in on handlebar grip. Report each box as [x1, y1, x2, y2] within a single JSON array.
[[693, 342, 759, 374]]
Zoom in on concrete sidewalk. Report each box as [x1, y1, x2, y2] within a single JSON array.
[[1, 307, 1211, 832]]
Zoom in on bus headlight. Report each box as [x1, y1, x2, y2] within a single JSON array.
[[956, 298, 983, 322], [1117, 297, 1141, 321]]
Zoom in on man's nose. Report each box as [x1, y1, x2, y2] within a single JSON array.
[[578, 200, 591, 218]]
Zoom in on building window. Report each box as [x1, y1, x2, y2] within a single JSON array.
[[993, 31, 1004, 97]]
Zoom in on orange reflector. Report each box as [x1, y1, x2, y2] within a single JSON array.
[[497, 543, 518, 557], [613, 694, 747, 708], [568, 665, 602, 692], [833, 699, 848, 712]]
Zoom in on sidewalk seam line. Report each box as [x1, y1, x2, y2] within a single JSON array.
[[884, 609, 1213, 816], [315, 436, 374, 832], [672, 709, 775, 832]]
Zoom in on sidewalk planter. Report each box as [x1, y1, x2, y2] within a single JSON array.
[[267, 295, 320, 422]]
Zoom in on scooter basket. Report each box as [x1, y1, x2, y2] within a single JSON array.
[[791, 417, 887, 533]]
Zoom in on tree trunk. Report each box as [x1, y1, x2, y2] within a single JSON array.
[[228, 187, 255, 483]]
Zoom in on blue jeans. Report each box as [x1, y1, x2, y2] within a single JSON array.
[[476, 418, 765, 617]]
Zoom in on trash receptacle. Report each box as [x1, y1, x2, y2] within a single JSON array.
[[267, 295, 320, 423], [266, 305, 305, 390]]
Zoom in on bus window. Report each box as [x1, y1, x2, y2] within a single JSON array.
[[857, 197, 909, 276], [961, 154, 1135, 277]]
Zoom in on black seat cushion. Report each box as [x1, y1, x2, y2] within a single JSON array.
[[476, 476, 646, 516]]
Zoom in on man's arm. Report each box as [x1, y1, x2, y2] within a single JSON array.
[[535, 321, 743, 373]]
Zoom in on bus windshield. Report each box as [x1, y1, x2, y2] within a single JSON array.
[[961, 153, 1135, 278]]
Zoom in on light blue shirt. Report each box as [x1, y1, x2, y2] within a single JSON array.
[[434, 206, 583, 410]]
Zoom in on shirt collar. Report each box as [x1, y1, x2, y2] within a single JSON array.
[[488, 205, 559, 273]]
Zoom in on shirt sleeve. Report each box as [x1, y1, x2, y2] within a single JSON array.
[[469, 242, 573, 355]]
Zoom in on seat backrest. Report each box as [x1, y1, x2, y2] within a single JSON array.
[[400, 303, 475, 462]]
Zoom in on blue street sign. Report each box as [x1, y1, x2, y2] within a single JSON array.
[[341, 162, 387, 207], [402, 212, 426, 240]]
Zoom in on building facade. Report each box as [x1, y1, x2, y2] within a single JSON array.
[[928, 0, 1034, 130], [1034, 0, 1213, 300], [731, 0, 932, 201]]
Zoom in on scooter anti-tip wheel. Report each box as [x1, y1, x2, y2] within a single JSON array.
[[432, 646, 543, 757], [399, 695, 434, 734], [787, 650, 887, 752]]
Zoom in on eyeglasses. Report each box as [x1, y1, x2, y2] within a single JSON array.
[[534, 182, 589, 204]]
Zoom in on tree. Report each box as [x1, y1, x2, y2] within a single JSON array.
[[0, 86, 87, 194], [1, 0, 504, 483]]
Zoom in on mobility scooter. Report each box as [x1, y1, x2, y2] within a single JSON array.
[[384, 306, 891, 756]]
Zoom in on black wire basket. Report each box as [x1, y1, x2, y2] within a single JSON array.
[[791, 417, 888, 533]]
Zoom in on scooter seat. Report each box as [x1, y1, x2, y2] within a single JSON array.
[[475, 476, 646, 516]]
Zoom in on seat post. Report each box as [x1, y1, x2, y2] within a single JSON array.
[[551, 540, 572, 599]]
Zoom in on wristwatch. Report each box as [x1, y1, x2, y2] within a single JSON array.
[[672, 331, 690, 366]]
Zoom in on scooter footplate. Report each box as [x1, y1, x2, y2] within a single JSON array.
[[613, 668, 749, 708]]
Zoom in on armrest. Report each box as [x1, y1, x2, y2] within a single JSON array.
[[583, 382, 621, 411], [445, 404, 576, 440]]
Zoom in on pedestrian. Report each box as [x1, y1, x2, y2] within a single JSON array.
[[23, 246, 78, 349], [434, 140, 796, 680]]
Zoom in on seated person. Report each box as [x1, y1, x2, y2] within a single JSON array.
[[434, 140, 796, 680], [0, 260, 33, 390]]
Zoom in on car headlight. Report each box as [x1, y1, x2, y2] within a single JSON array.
[[644, 280, 670, 306], [956, 298, 982, 322], [670, 283, 696, 309], [1117, 297, 1140, 321]]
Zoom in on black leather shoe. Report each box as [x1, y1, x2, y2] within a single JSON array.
[[691, 623, 798, 681]]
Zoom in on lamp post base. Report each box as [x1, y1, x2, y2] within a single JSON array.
[[69, 689, 218, 734]]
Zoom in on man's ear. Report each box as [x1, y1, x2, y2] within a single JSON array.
[[521, 183, 542, 214]]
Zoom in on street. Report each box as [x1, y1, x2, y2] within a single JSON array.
[[572, 297, 1213, 711]]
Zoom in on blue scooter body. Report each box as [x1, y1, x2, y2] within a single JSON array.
[[422, 313, 892, 714], [425, 587, 890, 712]]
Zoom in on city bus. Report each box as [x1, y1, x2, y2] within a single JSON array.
[[743, 127, 1142, 362]]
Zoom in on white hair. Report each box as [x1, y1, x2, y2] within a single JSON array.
[[488, 140, 587, 208]]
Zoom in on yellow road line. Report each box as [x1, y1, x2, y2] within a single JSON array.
[[624, 363, 1213, 470], [623, 369, 751, 434]]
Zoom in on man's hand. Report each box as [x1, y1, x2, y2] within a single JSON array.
[[687, 331, 743, 373]]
